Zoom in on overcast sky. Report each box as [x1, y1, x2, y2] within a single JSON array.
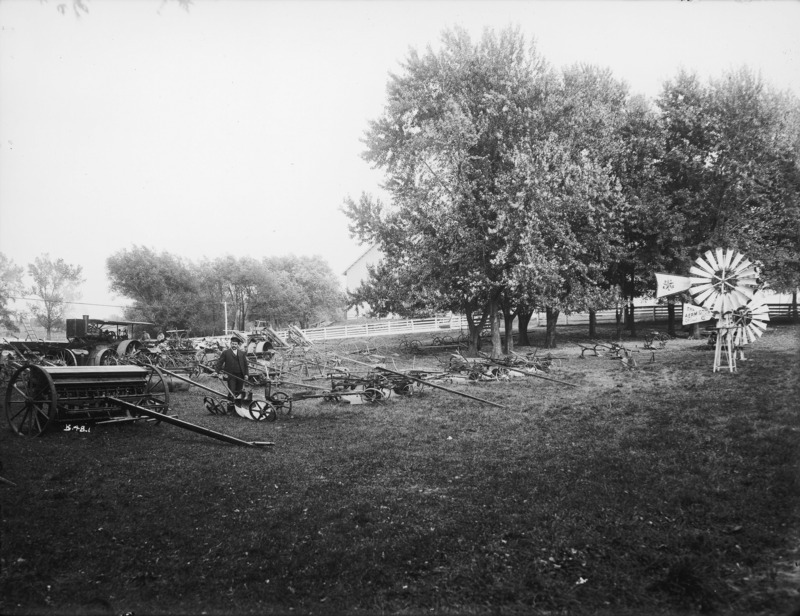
[[1, 0, 798, 320]]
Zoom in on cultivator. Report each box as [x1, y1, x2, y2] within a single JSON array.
[[4, 363, 272, 446]]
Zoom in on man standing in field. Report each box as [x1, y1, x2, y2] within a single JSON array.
[[215, 337, 249, 397]]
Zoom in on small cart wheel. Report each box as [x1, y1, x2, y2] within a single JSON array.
[[248, 400, 277, 422], [5, 364, 57, 436], [361, 387, 386, 403], [204, 396, 223, 415], [270, 391, 293, 417], [393, 382, 414, 396]]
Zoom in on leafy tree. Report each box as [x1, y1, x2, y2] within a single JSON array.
[[0, 253, 24, 333], [107, 247, 346, 334], [27, 254, 84, 338], [260, 256, 346, 329], [656, 68, 800, 327], [106, 246, 200, 333], [345, 26, 555, 356], [206, 256, 268, 331], [499, 136, 622, 348]]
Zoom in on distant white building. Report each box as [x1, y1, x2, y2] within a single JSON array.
[[343, 244, 384, 319]]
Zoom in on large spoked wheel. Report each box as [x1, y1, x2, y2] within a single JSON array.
[[49, 348, 78, 366], [96, 348, 119, 366], [248, 400, 277, 422], [5, 364, 57, 436], [134, 366, 170, 423]]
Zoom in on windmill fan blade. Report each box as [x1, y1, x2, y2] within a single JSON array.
[[740, 328, 751, 346], [716, 247, 729, 269], [704, 250, 720, 271], [692, 258, 716, 277], [733, 258, 753, 273], [689, 266, 714, 279], [690, 283, 714, 295], [692, 288, 716, 307], [735, 266, 758, 279], [729, 289, 751, 306], [729, 251, 745, 271], [736, 278, 760, 290]]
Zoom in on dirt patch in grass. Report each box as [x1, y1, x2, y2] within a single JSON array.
[[1, 323, 799, 615]]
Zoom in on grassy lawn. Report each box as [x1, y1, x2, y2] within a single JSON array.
[[1, 323, 799, 615]]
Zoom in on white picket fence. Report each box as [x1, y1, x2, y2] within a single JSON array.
[[275, 302, 795, 343], [273, 305, 670, 342], [290, 315, 468, 342]]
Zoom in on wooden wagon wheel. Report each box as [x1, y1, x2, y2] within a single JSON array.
[[5, 364, 57, 436], [133, 366, 170, 423]]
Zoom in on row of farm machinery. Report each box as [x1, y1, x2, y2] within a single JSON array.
[[1, 315, 573, 446]]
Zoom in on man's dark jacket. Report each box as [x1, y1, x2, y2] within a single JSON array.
[[215, 348, 249, 377]]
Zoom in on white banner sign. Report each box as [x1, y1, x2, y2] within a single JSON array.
[[655, 273, 693, 298], [682, 303, 715, 325]]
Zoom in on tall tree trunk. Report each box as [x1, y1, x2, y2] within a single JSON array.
[[588, 309, 597, 338], [545, 306, 559, 349], [615, 301, 624, 341], [792, 289, 798, 322], [667, 298, 676, 337], [490, 298, 502, 359], [465, 304, 489, 357], [517, 308, 533, 346], [628, 300, 637, 338], [502, 309, 516, 355]]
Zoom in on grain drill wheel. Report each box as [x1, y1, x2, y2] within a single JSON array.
[[133, 367, 170, 424], [5, 364, 57, 436], [248, 400, 277, 422]]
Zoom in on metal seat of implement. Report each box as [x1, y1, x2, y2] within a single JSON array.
[[5, 364, 169, 436]]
